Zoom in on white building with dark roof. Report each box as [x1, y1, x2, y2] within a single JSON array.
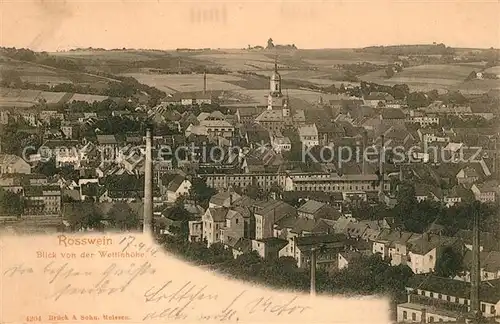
[[0, 154, 31, 175], [298, 124, 319, 147]]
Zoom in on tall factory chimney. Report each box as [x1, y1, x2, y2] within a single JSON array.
[[143, 128, 153, 234], [203, 71, 207, 95], [470, 202, 481, 320], [362, 129, 368, 175], [379, 135, 385, 196]]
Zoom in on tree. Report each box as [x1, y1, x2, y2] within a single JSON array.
[[0, 69, 22, 87], [0, 122, 34, 155], [189, 177, 216, 208], [245, 183, 264, 200], [434, 246, 464, 278], [385, 66, 395, 78], [0, 187, 23, 216], [65, 202, 103, 231], [164, 205, 192, 240], [392, 84, 410, 100], [107, 202, 139, 230], [34, 159, 58, 177]]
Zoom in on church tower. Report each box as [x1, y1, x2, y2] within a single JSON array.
[[267, 57, 283, 110], [282, 91, 291, 117]]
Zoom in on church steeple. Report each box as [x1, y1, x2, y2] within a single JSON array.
[[269, 55, 282, 96], [267, 55, 283, 110]]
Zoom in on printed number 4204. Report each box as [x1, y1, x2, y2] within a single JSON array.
[[26, 315, 42, 321]]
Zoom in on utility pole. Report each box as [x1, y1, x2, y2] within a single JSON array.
[[143, 128, 153, 234], [310, 247, 317, 297], [470, 202, 481, 322]]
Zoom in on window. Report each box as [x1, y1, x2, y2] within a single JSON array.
[[481, 304, 486, 312], [430, 292, 434, 298], [412, 313, 416, 321], [403, 311, 407, 320], [446, 296, 450, 302], [236, 218, 239, 224], [491, 306, 495, 314], [438, 294, 442, 299], [429, 316, 434, 323]]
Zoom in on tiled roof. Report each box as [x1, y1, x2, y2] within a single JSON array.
[[96, 135, 118, 145], [208, 207, 229, 222], [381, 108, 406, 120], [408, 234, 458, 255], [463, 250, 500, 273], [297, 200, 325, 215], [407, 274, 500, 304], [255, 237, 288, 250], [166, 175, 186, 192], [290, 217, 317, 234], [274, 214, 298, 230], [296, 233, 347, 247]]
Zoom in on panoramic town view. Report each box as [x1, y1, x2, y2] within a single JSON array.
[[1, 4, 500, 322]]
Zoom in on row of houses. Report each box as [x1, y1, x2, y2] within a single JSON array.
[[178, 189, 500, 277]]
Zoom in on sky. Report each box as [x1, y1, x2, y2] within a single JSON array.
[[1, 0, 499, 51]]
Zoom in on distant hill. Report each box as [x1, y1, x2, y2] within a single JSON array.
[[358, 43, 454, 56]]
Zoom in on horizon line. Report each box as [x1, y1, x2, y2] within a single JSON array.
[[1, 43, 498, 53]]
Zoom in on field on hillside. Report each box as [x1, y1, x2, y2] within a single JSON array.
[[51, 50, 168, 61], [0, 87, 109, 109], [119, 72, 247, 93], [0, 55, 118, 86], [0, 59, 72, 85], [360, 64, 478, 93], [297, 49, 393, 65], [454, 79, 500, 94], [484, 66, 500, 75], [192, 52, 276, 71], [68, 93, 110, 102], [230, 89, 351, 105], [188, 49, 390, 72]]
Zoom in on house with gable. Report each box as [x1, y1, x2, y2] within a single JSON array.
[[0, 154, 31, 175], [297, 200, 341, 221], [407, 233, 462, 274], [456, 165, 481, 185], [443, 184, 474, 207], [471, 180, 499, 203], [458, 250, 500, 282], [293, 233, 350, 269], [165, 175, 191, 203], [220, 208, 246, 245], [254, 199, 297, 240], [372, 229, 418, 266], [208, 190, 241, 208], [251, 237, 288, 260], [201, 207, 228, 247]]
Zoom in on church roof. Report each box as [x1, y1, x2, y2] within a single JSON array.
[[256, 110, 284, 122]]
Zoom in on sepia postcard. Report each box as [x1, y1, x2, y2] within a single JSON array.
[[0, 1, 499, 323]]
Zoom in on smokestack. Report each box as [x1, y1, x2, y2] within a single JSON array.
[[310, 247, 317, 297], [470, 203, 481, 318], [362, 129, 368, 175], [203, 71, 207, 95], [143, 128, 153, 234], [379, 135, 385, 195]]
